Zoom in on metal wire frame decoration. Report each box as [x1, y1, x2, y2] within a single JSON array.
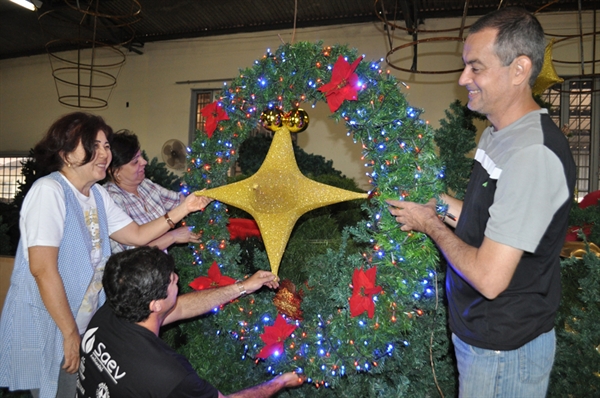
[[38, 0, 141, 109], [375, 0, 599, 79], [540, 0, 600, 95], [551, 31, 599, 76], [375, 0, 470, 74]]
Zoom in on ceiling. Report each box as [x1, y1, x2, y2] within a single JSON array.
[[0, 0, 598, 60]]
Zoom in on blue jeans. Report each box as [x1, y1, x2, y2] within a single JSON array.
[[452, 329, 555, 398]]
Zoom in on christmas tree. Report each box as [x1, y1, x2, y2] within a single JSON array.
[[433, 99, 483, 200]]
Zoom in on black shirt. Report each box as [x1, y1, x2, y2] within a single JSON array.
[[77, 304, 219, 398]]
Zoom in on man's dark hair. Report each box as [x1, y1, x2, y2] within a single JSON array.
[[34, 112, 114, 176], [470, 7, 545, 86], [106, 129, 141, 182], [103, 246, 175, 323]]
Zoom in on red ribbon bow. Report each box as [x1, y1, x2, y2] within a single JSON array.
[[227, 218, 261, 240], [318, 55, 363, 113]]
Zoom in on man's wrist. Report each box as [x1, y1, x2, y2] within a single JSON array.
[[236, 282, 247, 297], [435, 203, 456, 224]]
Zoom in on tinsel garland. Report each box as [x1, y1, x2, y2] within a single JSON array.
[[182, 41, 445, 388]]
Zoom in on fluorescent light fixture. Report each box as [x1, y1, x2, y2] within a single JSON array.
[[9, 0, 41, 11]]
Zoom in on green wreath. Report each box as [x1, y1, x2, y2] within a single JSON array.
[[182, 41, 445, 388]]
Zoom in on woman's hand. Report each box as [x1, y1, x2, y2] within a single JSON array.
[[111, 194, 212, 247], [169, 226, 201, 244], [62, 329, 81, 374], [183, 193, 213, 214], [29, 246, 81, 374]]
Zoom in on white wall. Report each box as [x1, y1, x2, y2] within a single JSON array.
[[1, 12, 598, 189]]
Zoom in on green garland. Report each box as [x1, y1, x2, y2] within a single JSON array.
[[433, 99, 482, 199], [181, 41, 445, 389]]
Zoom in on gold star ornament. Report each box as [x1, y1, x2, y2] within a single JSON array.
[[532, 39, 564, 96], [195, 111, 368, 275]]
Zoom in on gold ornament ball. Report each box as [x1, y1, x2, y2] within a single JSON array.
[[285, 108, 309, 133], [260, 108, 284, 131]]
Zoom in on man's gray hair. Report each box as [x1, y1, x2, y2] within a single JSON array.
[[470, 7, 546, 87]]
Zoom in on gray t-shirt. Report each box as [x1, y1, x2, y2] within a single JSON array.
[[449, 109, 576, 350]]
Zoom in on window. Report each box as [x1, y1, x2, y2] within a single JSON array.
[[189, 89, 221, 145], [542, 77, 600, 201], [188, 89, 299, 178], [189, 88, 244, 176], [0, 154, 30, 203]]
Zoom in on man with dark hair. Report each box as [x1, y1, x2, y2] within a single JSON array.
[[387, 7, 575, 397], [77, 246, 303, 397]]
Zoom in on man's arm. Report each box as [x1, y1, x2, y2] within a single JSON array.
[[163, 270, 279, 325], [220, 372, 303, 398], [386, 198, 522, 299]]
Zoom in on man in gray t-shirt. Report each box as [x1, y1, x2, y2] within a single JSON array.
[[387, 7, 575, 398]]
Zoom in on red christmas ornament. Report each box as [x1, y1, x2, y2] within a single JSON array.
[[256, 314, 297, 359], [189, 261, 236, 290], [318, 55, 363, 113], [349, 267, 382, 319], [201, 101, 229, 138]]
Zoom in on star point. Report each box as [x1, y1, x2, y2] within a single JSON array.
[[196, 126, 368, 275]]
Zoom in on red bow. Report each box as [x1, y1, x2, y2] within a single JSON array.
[[201, 101, 229, 138], [349, 267, 382, 319], [227, 218, 261, 240], [318, 55, 363, 113], [565, 224, 593, 242], [578, 190, 600, 209], [256, 314, 297, 359], [189, 261, 236, 290]]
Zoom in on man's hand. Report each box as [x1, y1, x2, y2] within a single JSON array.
[[274, 372, 305, 388], [388, 196, 523, 299], [220, 371, 305, 397], [244, 270, 280, 294], [164, 270, 280, 325], [386, 198, 439, 234]]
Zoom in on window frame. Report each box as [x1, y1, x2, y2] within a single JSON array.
[[0, 152, 31, 203], [188, 89, 221, 145], [542, 76, 600, 200]]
